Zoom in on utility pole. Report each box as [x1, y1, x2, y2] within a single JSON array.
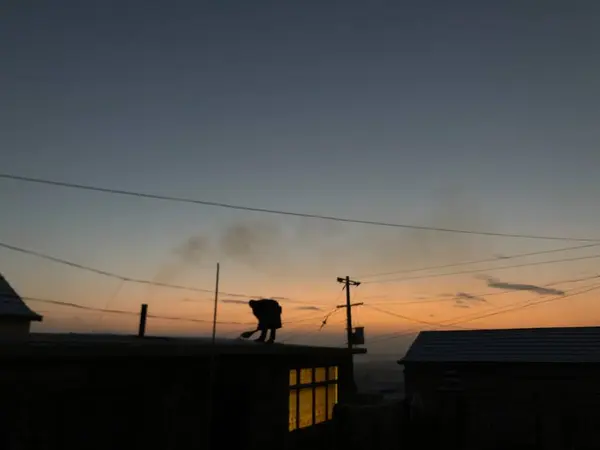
[[336, 276, 362, 395]]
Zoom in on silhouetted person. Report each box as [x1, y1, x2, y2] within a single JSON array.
[[241, 299, 282, 343]]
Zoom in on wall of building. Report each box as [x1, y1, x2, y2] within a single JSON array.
[[334, 398, 404, 450], [286, 355, 349, 450], [0, 350, 350, 450], [0, 319, 30, 338], [403, 363, 600, 450]]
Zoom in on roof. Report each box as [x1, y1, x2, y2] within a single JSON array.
[[400, 326, 600, 364], [0, 333, 354, 358], [0, 274, 43, 321]]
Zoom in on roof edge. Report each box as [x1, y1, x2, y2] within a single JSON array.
[[0, 313, 43, 322]]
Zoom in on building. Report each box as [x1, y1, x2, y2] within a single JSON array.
[[399, 326, 600, 450], [0, 333, 354, 450], [0, 273, 43, 337]]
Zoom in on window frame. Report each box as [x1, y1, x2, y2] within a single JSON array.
[[288, 366, 338, 432]]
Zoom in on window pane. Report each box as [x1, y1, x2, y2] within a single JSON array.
[[289, 369, 297, 386], [315, 367, 326, 383], [327, 384, 338, 420], [298, 388, 313, 429], [328, 366, 338, 381], [300, 368, 312, 384], [315, 386, 327, 424], [289, 390, 297, 431]]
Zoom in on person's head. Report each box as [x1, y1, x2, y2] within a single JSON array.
[[249, 300, 256, 308]]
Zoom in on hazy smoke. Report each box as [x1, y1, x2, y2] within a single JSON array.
[[149, 215, 363, 288], [363, 184, 494, 277], [174, 236, 210, 264], [152, 236, 211, 285], [218, 220, 283, 266], [151, 219, 287, 285]]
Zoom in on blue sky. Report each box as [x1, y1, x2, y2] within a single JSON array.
[[2, 1, 600, 354]]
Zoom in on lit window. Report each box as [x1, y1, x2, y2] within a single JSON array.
[[300, 368, 312, 384], [315, 367, 326, 383], [327, 384, 337, 420], [328, 366, 338, 381], [315, 386, 327, 424], [298, 388, 313, 428], [289, 390, 297, 431], [289, 366, 339, 432]]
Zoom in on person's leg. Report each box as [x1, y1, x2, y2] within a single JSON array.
[[266, 329, 276, 343], [255, 328, 267, 342]]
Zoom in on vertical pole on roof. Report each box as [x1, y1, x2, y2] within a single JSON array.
[[211, 263, 220, 344], [138, 303, 148, 337], [206, 262, 220, 450]]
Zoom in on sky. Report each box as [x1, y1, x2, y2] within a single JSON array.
[[2, 1, 600, 356]]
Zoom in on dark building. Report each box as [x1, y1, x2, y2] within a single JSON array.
[[0, 333, 353, 450], [400, 326, 600, 450], [0, 273, 43, 337]]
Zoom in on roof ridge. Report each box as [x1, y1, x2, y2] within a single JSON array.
[[404, 326, 600, 364], [0, 274, 43, 321]]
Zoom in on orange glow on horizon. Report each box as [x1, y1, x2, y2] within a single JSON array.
[[19, 266, 600, 348]]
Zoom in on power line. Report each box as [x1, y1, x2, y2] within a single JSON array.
[[445, 283, 600, 327], [2, 172, 599, 242], [26, 294, 329, 329], [369, 283, 600, 344], [222, 311, 335, 339], [363, 253, 600, 284], [285, 311, 336, 326], [0, 241, 300, 302], [364, 304, 472, 329], [22, 295, 252, 325], [279, 291, 346, 343], [368, 273, 600, 306], [282, 310, 344, 343], [359, 243, 600, 279]]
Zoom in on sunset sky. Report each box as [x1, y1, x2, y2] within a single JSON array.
[[2, 1, 600, 356]]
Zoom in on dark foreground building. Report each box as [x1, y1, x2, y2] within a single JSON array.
[[0, 333, 353, 450], [400, 326, 600, 450], [0, 273, 43, 337]]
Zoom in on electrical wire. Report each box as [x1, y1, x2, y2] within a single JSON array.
[[363, 253, 600, 284], [359, 242, 600, 279], [364, 304, 472, 330], [279, 309, 339, 341], [222, 310, 332, 339], [368, 283, 600, 344], [2, 172, 599, 242], [0, 241, 309, 303], [25, 294, 326, 334], [95, 279, 128, 333], [21, 295, 252, 325], [279, 292, 344, 343], [282, 313, 346, 344], [367, 273, 600, 306]]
